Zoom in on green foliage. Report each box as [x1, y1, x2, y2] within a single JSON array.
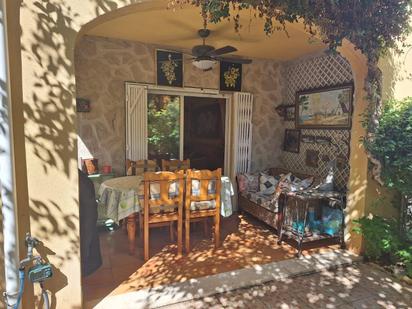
[[147, 95, 180, 159], [354, 216, 412, 277], [397, 246, 412, 277], [364, 97, 412, 195], [353, 216, 401, 261], [173, 0, 412, 62]]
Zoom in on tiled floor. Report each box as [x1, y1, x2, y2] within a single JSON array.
[[159, 263, 412, 309], [83, 214, 339, 308]]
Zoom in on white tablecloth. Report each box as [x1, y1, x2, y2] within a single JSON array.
[[98, 175, 234, 222]]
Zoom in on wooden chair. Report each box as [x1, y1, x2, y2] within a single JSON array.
[[126, 159, 157, 176], [161, 159, 190, 172], [184, 168, 221, 253], [143, 171, 184, 261]]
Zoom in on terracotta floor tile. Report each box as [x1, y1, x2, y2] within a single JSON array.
[[83, 213, 339, 305]]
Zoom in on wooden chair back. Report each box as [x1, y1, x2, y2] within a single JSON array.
[[161, 159, 191, 172], [142, 171, 184, 260], [184, 168, 222, 252], [143, 171, 185, 215], [185, 168, 221, 207], [126, 159, 157, 176]]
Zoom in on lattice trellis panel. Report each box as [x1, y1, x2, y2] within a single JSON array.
[[281, 54, 353, 191]]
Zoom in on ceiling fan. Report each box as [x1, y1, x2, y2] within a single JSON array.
[[190, 28, 252, 71]]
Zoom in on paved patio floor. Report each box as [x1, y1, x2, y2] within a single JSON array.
[[160, 263, 412, 309]]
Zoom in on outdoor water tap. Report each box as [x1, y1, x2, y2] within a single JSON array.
[[19, 233, 40, 268]]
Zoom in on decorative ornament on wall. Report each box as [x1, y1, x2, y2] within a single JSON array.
[[220, 61, 242, 91], [76, 98, 90, 112], [283, 129, 300, 153], [156, 49, 183, 87], [306, 149, 319, 168]]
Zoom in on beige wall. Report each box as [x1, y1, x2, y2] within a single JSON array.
[[4, 0, 385, 307], [75, 35, 284, 175]]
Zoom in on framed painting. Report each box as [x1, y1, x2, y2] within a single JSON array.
[[306, 150, 319, 168], [295, 83, 353, 129], [220, 61, 242, 91], [156, 49, 183, 87], [283, 129, 300, 153]]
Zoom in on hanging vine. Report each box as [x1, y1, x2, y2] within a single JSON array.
[[168, 0, 412, 183]]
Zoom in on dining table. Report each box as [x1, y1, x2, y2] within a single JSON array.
[[98, 175, 235, 254]]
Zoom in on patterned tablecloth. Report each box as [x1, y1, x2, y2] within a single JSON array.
[[98, 175, 234, 223]]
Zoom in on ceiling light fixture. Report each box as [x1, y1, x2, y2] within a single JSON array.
[[192, 59, 216, 71]]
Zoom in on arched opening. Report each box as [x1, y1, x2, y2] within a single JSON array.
[[14, 1, 376, 308], [73, 2, 363, 307]]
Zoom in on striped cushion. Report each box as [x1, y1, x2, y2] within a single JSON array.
[[191, 179, 216, 196], [126, 159, 157, 176], [190, 200, 216, 211], [138, 181, 180, 214]]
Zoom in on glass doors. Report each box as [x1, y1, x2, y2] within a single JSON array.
[[147, 94, 182, 161]]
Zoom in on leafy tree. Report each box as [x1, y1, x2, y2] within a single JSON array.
[[147, 95, 180, 159]]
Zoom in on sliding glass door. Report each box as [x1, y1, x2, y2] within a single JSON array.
[[147, 94, 182, 161]]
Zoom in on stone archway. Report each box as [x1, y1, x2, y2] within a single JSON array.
[[10, 1, 371, 307]]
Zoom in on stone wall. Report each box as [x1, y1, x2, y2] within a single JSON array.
[[75, 35, 284, 174]]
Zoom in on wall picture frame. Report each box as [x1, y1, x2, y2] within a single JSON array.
[[295, 83, 353, 129], [76, 98, 90, 112], [220, 61, 242, 91], [283, 129, 300, 153], [306, 150, 319, 168], [156, 49, 183, 87]]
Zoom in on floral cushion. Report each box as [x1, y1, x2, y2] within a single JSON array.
[[237, 173, 259, 193], [242, 191, 279, 213], [259, 173, 280, 195]]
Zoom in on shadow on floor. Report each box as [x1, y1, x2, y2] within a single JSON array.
[[83, 213, 339, 308]]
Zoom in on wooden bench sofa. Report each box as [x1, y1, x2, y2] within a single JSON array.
[[237, 167, 318, 234]]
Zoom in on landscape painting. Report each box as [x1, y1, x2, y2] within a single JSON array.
[[296, 84, 353, 129]]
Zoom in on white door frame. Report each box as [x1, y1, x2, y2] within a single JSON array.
[[127, 82, 232, 175]]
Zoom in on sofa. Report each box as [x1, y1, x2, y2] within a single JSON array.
[[237, 167, 318, 234]]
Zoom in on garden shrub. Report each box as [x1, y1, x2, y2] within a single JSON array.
[[354, 97, 412, 277], [364, 97, 412, 196], [353, 216, 401, 262]]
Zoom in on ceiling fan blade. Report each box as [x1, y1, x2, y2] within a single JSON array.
[[208, 45, 237, 56], [215, 57, 253, 64]]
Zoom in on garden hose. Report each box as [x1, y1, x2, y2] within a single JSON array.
[[13, 268, 25, 309]]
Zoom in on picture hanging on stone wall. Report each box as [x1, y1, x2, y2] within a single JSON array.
[[76, 98, 90, 112], [283, 129, 300, 153], [220, 61, 242, 91], [306, 150, 319, 168], [296, 83, 353, 129], [156, 49, 183, 87]]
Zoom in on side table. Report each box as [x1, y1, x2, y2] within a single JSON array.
[[278, 190, 345, 257]]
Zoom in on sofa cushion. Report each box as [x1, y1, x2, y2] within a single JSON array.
[[237, 173, 259, 193], [259, 173, 279, 195], [241, 191, 279, 213]]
